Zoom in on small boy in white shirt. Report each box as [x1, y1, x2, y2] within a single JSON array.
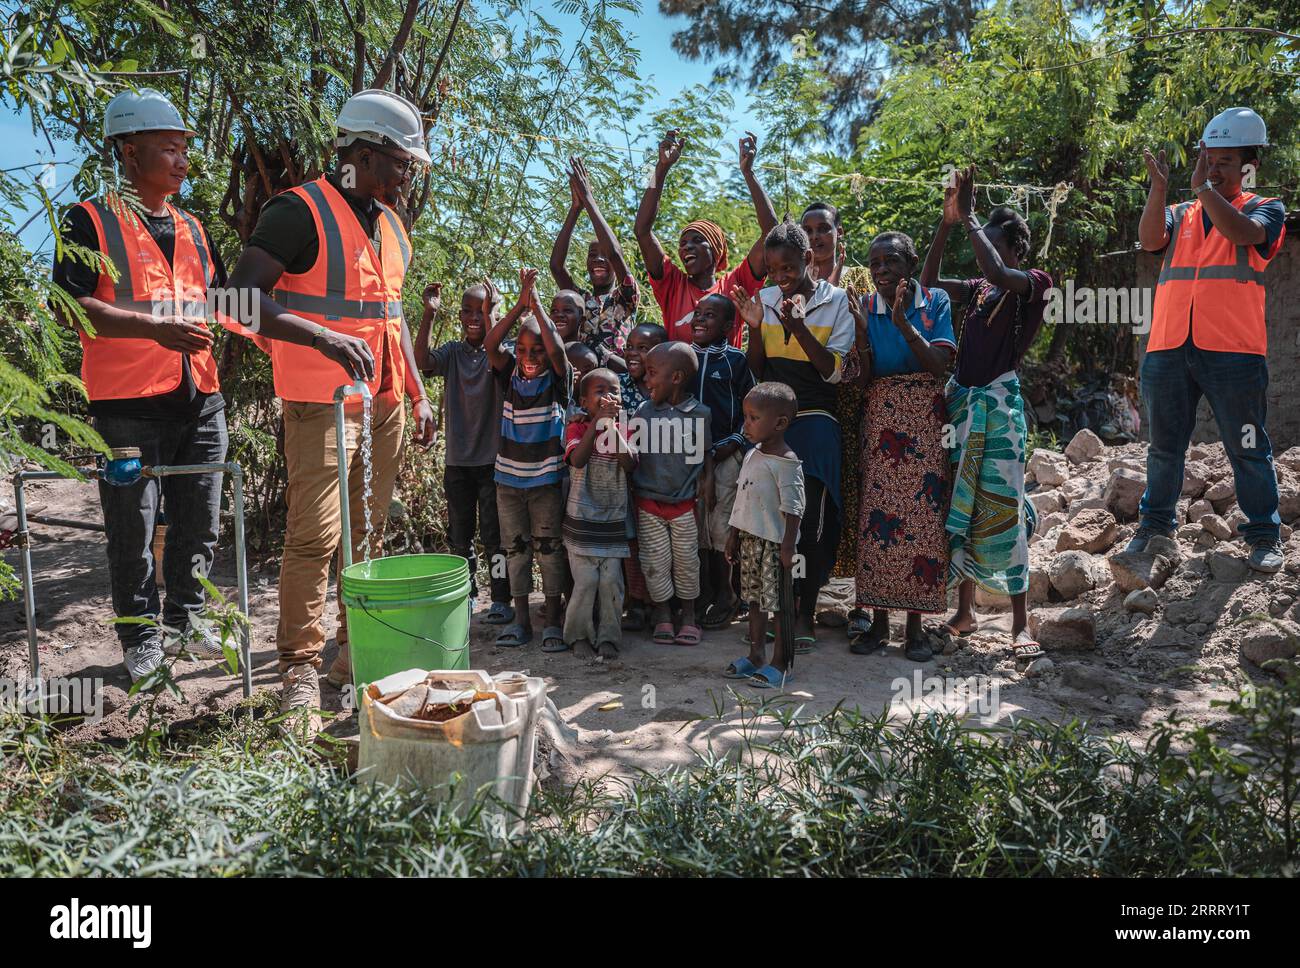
[[724, 382, 805, 689]]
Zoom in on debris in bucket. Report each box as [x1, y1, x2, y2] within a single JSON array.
[[379, 682, 499, 723]]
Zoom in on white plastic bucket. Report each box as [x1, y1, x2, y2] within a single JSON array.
[[358, 668, 547, 827]]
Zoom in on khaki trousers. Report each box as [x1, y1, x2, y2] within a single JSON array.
[[276, 395, 405, 671]]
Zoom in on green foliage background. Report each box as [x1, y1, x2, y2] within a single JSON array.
[[2, 0, 1297, 568]]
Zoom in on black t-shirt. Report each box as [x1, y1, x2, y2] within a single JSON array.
[[53, 203, 228, 421], [245, 174, 392, 391]]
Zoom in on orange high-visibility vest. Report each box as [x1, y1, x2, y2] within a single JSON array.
[[244, 177, 411, 404], [75, 195, 221, 400], [1149, 191, 1285, 356]]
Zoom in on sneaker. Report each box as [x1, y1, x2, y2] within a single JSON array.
[[161, 620, 226, 660], [1122, 525, 1167, 555], [279, 663, 322, 737], [123, 639, 165, 683], [1248, 540, 1285, 575], [325, 641, 351, 689]]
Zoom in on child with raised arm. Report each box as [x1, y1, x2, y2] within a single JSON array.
[[631, 342, 713, 646], [551, 156, 637, 369], [634, 130, 777, 345], [725, 382, 805, 689], [564, 368, 638, 660], [485, 268, 574, 652], [415, 280, 513, 624]]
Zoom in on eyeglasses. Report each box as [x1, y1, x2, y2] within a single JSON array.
[[367, 145, 420, 176]]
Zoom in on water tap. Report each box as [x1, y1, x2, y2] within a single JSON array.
[[333, 380, 373, 404]]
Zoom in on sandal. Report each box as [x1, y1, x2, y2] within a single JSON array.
[[483, 601, 515, 625], [748, 665, 790, 690], [850, 624, 890, 655], [495, 624, 532, 648], [793, 635, 816, 655], [701, 599, 741, 629], [723, 656, 761, 679], [1010, 637, 1045, 661], [674, 624, 703, 647], [926, 620, 977, 639], [847, 612, 874, 641], [540, 626, 567, 652], [652, 622, 677, 644]]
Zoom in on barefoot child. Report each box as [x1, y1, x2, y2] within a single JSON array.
[[415, 281, 514, 624], [631, 341, 713, 646], [564, 368, 638, 659], [485, 268, 573, 651], [725, 382, 804, 689], [691, 294, 756, 629]]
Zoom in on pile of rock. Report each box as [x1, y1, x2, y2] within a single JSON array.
[[987, 429, 1300, 675]]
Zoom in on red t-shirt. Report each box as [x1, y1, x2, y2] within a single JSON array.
[[649, 257, 764, 348]]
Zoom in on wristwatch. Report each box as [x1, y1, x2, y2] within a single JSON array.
[[1193, 180, 1213, 195]]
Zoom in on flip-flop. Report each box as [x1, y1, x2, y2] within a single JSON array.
[[723, 656, 761, 679], [540, 626, 567, 652], [748, 665, 790, 690], [495, 624, 532, 648], [652, 622, 676, 644], [793, 635, 816, 655], [674, 624, 703, 647], [483, 602, 515, 625], [701, 600, 740, 629]]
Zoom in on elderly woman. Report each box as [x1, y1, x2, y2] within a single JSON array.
[[847, 231, 955, 663]]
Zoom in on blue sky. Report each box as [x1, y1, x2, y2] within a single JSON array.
[[0, 2, 757, 253]]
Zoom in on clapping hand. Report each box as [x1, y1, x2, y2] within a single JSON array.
[[1143, 148, 1170, 192], [731, 285, 764, 329], [658, 130, 685, 170]]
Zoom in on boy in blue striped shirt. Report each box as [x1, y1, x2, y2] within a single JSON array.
[[486, 267, 574, 650]]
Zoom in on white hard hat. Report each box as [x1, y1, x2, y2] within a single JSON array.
[[103, 88, 196, 139], [1201, 107, 1269, 149], [335, 89, 430, 164]]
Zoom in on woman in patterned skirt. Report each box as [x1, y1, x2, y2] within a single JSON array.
[[847, 232, 956, 662], [920, 165, 1053, 661]]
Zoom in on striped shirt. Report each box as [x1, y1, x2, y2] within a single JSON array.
[[494, 358, 573, 488], [563, 420, 632, 557]]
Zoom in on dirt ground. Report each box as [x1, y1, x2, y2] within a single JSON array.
[[1, 478, 1259, 781]]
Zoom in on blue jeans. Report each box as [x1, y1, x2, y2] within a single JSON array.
[[95, 409, 229, 651], [1139, 342, 1279, 545]]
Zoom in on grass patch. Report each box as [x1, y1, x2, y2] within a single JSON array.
[[1, 676, 1296, 876]]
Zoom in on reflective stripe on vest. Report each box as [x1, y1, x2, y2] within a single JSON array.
[[253, 177, 409, 404], [1148, 192, 1282, 356], [77, 196, 221, 400]]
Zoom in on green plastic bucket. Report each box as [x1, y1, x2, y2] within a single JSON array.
[[340, 554, 472, 693]]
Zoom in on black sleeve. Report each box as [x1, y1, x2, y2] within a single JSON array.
[[51, 205, 103, 298], [244, 192, 319, 274], [201, 223, 229, 289]]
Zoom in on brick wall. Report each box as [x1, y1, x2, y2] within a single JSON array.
[[1136, 215, 1300, 449]]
